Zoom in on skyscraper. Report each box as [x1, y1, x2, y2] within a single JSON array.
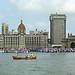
[[49, 13, 66, 47]]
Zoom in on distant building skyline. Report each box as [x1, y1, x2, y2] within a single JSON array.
[[1, 22, 49, 37], [0, 20, 48, 49], [0, 0, 75, 37]]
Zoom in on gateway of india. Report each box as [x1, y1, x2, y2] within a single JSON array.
[[0, 20, 48, 49]]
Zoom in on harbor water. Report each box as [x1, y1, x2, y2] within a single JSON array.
[[0, 52, 75, 75]]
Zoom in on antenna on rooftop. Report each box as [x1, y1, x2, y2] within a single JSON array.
[[56, 12, 57, 15], [36, 28, 37, 31]]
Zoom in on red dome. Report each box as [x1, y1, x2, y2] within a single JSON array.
[[18, 20, 25, 29]]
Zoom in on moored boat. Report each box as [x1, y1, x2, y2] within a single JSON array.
[[12, 56, 36, 60]]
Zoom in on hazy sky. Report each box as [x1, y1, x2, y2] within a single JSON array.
[[0, 0, 75, 37]]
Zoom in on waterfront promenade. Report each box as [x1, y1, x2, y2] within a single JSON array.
[[0, 48, 75, 53], [38, 48, 75, 53]]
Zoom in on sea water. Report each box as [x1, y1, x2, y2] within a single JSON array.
[[0, 52, 75, 75]]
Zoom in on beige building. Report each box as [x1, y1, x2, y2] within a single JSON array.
[[9, 30, 18, 34], [30, 29, 48, 35], [0, 20, 48, 49], [62, 33, 75, 48], [0, 35, 4, 48], [26, 34, 48, 50], [2, 23, 9, 35]]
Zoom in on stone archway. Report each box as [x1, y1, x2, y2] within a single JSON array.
[[71, 42, 75, 48]]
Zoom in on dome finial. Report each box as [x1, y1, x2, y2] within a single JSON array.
[[18, 20, 25, 30], [21, 20, 23, 24]]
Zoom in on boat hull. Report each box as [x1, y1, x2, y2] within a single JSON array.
[[12, 56, 36, 60]]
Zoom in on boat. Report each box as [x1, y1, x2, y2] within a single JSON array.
[[12, 56, 36, 60]]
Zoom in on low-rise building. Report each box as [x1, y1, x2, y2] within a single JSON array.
[[9, 30, 18, 35], [62, 33, 75, 48], [0, 20, 48, 50], [26, 34, 48, 49]]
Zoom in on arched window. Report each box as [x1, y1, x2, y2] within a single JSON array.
[[71, 42, 75, 48]]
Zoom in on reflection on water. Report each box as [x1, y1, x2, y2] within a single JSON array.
[[0, 53, 75, 75]]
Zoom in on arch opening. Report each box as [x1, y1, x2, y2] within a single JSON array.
[[71, 42, 75, 48]]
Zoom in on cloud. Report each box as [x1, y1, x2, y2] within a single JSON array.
[[9, 0, 75, 13], [35, 21, 49, 31], [27, 21, 49, 33], [60, 0, 75, 13], [9, 0, 42, 12], [0, 15, 5, 19], [27, 24, 35, 31]]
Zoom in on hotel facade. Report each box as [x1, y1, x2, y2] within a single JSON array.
[[49, 14, 66, 47], [0, 20, 48, 50]]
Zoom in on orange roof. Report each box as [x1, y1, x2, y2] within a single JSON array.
[[26, 34, 31, 36], [18, 24, 25, 29], [18, 20, 25, 29], [26, 34, 48, 36]]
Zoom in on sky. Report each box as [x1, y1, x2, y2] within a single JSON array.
[[0, 0, 75, 38]]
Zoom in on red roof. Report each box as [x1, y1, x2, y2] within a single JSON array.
[[26, 34, 31, 36], [26, 34, 48, 36], [18, 20, 25, 29], [18, 24, 25, 29]]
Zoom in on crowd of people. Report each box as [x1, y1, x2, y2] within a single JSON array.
[[38, 48, 75, 53], [1, 48, 75, 53]]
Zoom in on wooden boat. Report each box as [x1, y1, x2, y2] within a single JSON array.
[[12, 56, 36, 60]]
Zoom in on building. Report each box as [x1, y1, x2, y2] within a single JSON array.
[[9, 29, 18, 35], [49, 13, 66, 47], [2, 23, 9, 35], [26, 34, 48, 50], [62, 33, 75, 48], [30, 29, 48, 35], [0, 35, 4, 48], [0, 20, 48, 49], [3, 20, 26, 48]]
